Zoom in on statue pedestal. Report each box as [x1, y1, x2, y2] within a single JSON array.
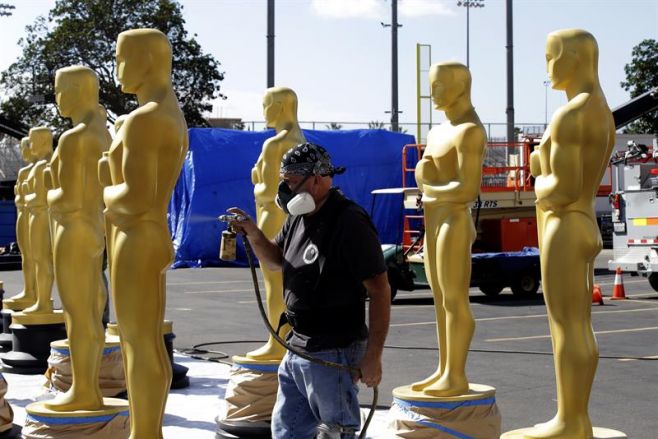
[[106, 320, 189, 389], [502, 426, 626, 439], [45, 338, 126, 397], [1, 297, 35, 313], [22, 398, 129, 439], [162, 320, 189, 389], [0, 310, 15, 352], [0, 311, 65, 374], [215, 355, 279, 439], [0, 373, 16, 438], [387, 384, 501, 438], [0, 300, 54, 352]]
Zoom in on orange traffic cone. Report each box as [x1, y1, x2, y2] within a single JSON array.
[[592, 284, 604, 305], [611, 267, 627, 300]]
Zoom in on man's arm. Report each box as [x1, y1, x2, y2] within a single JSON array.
[[357, 271, 390, 388], [227, 207, 283, 271]]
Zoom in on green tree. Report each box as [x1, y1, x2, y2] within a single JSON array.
[[0, 3, 15, 17], [390, 125, 408, 134], [368, 120, 385, 129], [620, 39, 658, 134], [325, 122, 342, 130], [0, 0, 224, 131]]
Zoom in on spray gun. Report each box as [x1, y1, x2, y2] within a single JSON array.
[[217, 214, 246, 261]]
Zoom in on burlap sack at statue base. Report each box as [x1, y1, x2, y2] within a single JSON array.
[[44, 347, 126, 397], [0, 374, 13, 433], [222, 364, 279, 423], [386, 397, 501, 439], [22, 412, 129, 439]]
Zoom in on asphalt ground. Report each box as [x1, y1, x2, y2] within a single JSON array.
[[1, 249, 657, 437]]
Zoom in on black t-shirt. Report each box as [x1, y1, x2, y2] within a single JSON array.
[[274, 188, 387, 351]]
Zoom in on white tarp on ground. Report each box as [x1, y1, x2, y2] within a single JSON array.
[[4, 353, 390, 438]]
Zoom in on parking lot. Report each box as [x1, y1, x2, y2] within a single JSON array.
[[1, 258, 657, 437]]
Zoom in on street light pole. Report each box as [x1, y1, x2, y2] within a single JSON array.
[[466, 3, 470, 67], [267, 0, 275, 88], [505, 0, 514, 143], [392, 0, 399, 132], [457, 1, 484, 69], [381, 0, 402, 132]]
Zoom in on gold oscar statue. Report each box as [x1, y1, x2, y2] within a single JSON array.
[[410, 62, 486, 397], [502, 29, 625, 439], [22, 127, 55, 315], [389, 62, 500, 439], [42, 66, 110, 411], [245, 87, 305, 361], [4, 138, 37, 310], [102, 29, 188, 439]]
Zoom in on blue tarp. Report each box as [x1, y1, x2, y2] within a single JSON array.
[[472, 247, 539, 259], [169, 128, 416, 268]]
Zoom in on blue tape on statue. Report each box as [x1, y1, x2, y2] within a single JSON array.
[[416, 419, 474, 439], [232, 363, 280, 373], [51, 346, 121, 357], [393, 396, 496, 410], [26, 411, 129, 425]]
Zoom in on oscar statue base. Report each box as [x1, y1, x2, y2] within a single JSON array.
[[0, 311, 66, 374], [0, 373, 18, 438], [0, 425, 21, 439], [163, 321, 189, 389], [22, 398, 129, 439], [387, 384, 501, 438], [1, 298, 35, 314], [0, 309, 11, 333], [215, 355, 279, 439], [216, 419, 272, 439], [0, 310, 14, 352], [45, 338, 126, 397], [502, 426, 627, 439]]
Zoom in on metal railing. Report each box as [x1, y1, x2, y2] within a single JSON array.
[[238, 121, 547, 143]]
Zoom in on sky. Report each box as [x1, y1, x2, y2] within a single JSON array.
[[0, 0, 657, 138]]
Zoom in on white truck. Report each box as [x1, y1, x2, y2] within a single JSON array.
[[607, 87, 658, 291]]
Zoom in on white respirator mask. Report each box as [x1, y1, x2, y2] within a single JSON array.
[[276, 175, 316, 216]]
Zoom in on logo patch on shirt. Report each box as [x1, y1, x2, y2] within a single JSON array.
[[303, 243, 319, 264]]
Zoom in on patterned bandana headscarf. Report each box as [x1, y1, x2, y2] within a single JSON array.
[[280, 143, 346, 177]]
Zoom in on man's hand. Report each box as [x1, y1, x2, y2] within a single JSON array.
[[358, 271, 390, 388], [226, 207, 258, 236], [225, 207, 284, 271], [356, 350, 382, 388]]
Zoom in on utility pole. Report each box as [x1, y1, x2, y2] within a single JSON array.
[[267, 0, 275, 88], [505, 0, 514, 143], [392, 0, 399, 132], [382, 0, 402, 132]]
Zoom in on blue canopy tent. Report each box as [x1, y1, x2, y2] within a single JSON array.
[[169, 128, 415, 268]]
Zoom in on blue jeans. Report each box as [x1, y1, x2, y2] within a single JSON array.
[[271, 339, 367, 439]]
